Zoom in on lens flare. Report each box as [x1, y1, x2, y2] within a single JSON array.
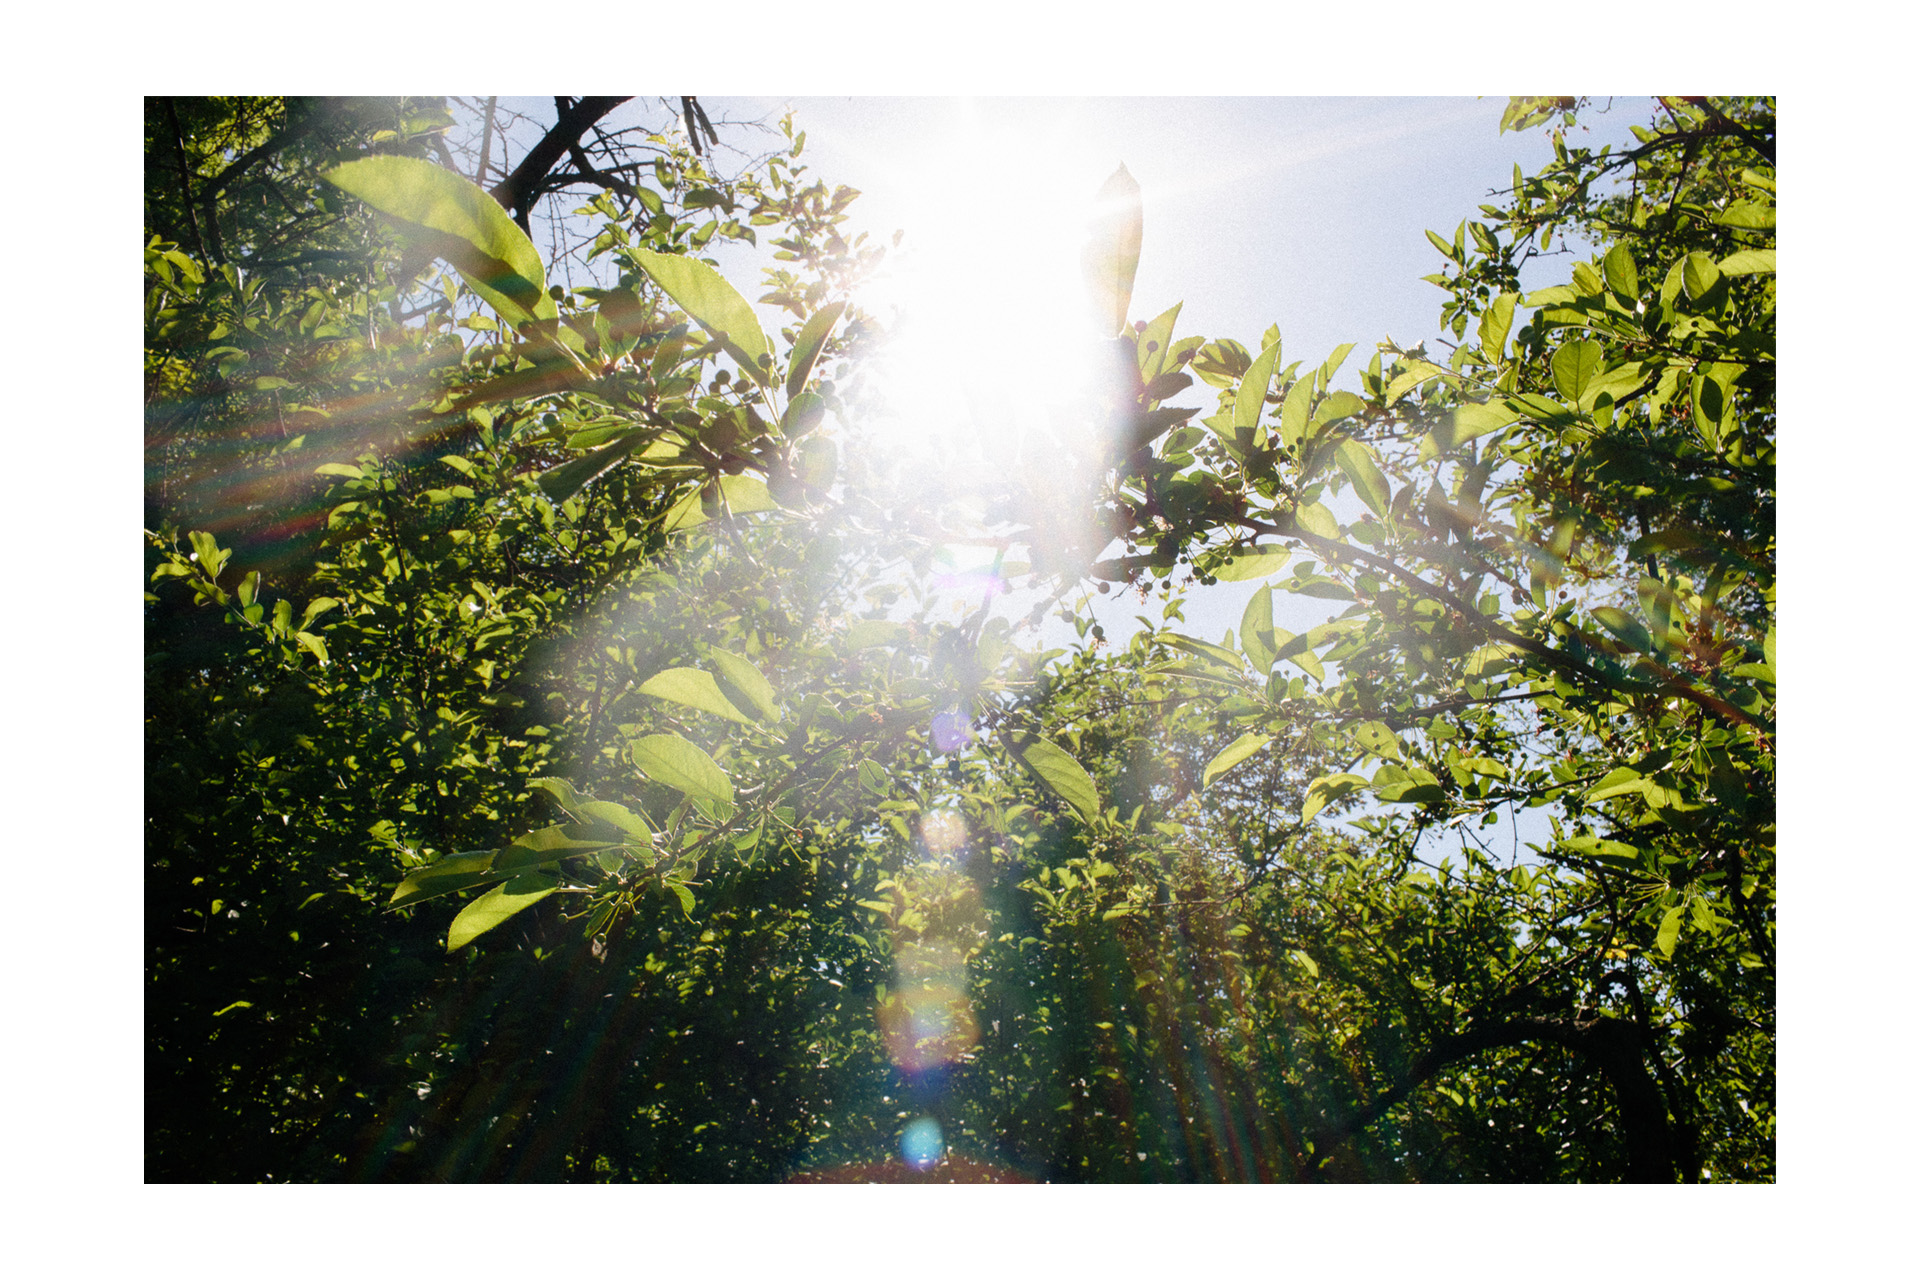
[[919, 809, 967, 858], [877, 939, 979, 1075], [900, 1116, 944, 1170], [930, 543, 1007, 606], [930, 711, 976, 754]]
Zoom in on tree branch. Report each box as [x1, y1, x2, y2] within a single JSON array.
[[1303, 1012, 1678, 1182], [490, 96, 633, 230]]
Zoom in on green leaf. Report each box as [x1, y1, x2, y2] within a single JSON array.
[[1209, 544, 1291, 582], [1591, 606, 1653, 653], [537, 432, 648, 504], [1477, 293, 1516, 361], [782, 390, 828, 437], [1302, 772, 1369, 822], [1718, 249, 1775, 276], [1294, 501, 1340, 541], [1279, 378, 1314, 449], [1233, 338, 1285, 432], [631, 247, 773, 387], [794, 434, 837, 491], [391, 851, 513, 910], [1239, 584, 1277, 673], [1351, 720, 1402, 761], [708, 650, 779, 723], [1681, 251, 1721, 300], [858, 759, 891, 797], [1310, 389, 1365, 428], [1334, 441, 1391, 518], [631, 734, 734, 806], [1320, 342, 1356, 385], [1015, 736, 1101, 825], [508, 824, 621, 856], [1713, 201, 1776, 230], [661, 486, 708, 532], [1455, 756, 1508, 780], [1551, 339, 1604, 403], [845, 619, 903, 649], [321, 157, 555, 328], [1465, 642, 1522, 676], [785, 300, 847, 399], [1655, 904, 1685, 957], [639, 667, 756, 725], [1082, 164, 1143, 337], [1384, 360, 1449, 407], [1436, 400, 1522, 452], [1602, 244, 1639, 302], [571, 800, 653, 844], [718, 474, 777, 515], [1373, 765, 1444, 805], [1162, 632, 1243, 670], [447, 871, 559, 953], [1136, 302, 1183, 382], [1203, 733, 1273, 790], [1588, 766, 1650, 802]]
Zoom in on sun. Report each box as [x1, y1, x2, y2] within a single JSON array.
[[849, 102, 1120, 480], [823, 102, 1159, 622]]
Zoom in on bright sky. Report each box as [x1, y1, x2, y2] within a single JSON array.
[[697, 96, 1651, 645]]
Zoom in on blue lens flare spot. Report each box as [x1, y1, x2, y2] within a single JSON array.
[[930, 711, 975, 754], [901, 1116, 943, 1169]]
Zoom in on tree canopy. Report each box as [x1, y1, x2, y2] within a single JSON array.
[[145, 95, 1773, 1183]]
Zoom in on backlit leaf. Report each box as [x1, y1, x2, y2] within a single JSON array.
[[1239, 584, 1277, 673], [1136, 302, 1183, 382], [1655, 904, 1685, 957], [631, 247, 774, 387], [1713, 201, 1775, 230], [1335, 440, 1391, 518], [1279, 378, 1314, 449], [447, 871, 558, 952], [1602, 243, 1639, 301], [1384, 360, 1449, 406], [1588, 766, 1651, 801], [1718, 249, 1775, 276], [1592, 606, 1654, 653], [709, 650, 779, 723], [785, 300, 847, 399], [1015, 736, 1101, 825], [1351, 720, 1403, 760], [1203, 733, 1273, 790], [631, 734, 733, 806], [1477, 292, 1516, 360], [1209, 544, 1291, 582], [1310, 390, 1365, 428], [1436, 400, 1522, 452], [1083, 164, 1143, 337], [1302, 772, 1369, 822], [640, 667, 756, 725], [322, 157, 555, 328], [1234, 337, 1285, 432], [1551, 339, 1604, 403], [1294, 501, 1340, 541], [1682, 251, 1721, 300]]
